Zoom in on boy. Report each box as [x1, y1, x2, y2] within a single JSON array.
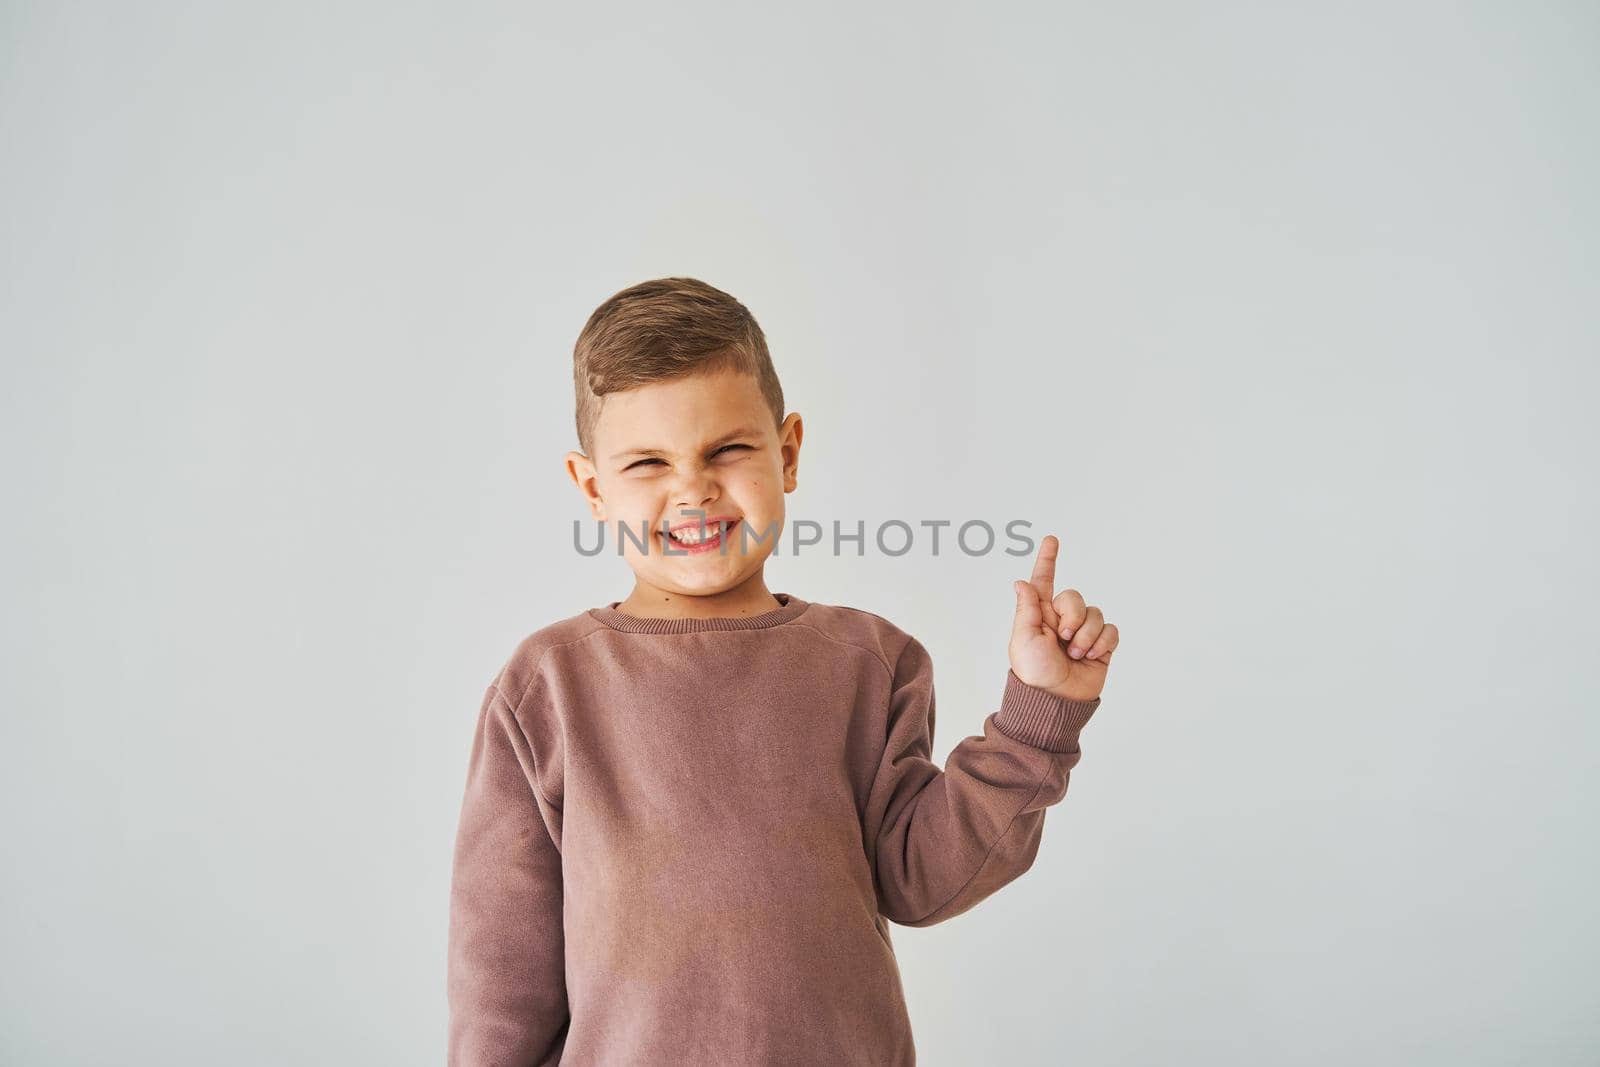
[[447, 277, 1120, 1065]]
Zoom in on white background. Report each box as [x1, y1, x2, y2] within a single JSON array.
[[3, 3, 1596, 1063]]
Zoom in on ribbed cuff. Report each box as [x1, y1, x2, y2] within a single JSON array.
[[992, 669, 1102, 753]]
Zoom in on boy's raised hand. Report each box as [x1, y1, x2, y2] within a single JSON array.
[[1010, 534, 1119, 703]]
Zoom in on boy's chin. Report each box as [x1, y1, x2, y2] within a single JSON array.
[[633, 558, 762, 593]]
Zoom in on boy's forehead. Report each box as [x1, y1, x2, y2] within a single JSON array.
[[595, 370, 772, 455]]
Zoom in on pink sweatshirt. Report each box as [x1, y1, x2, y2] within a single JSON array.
[[447, 592, 1102, 1065]]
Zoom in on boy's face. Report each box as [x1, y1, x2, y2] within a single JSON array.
[[567, 367, 802, 600]]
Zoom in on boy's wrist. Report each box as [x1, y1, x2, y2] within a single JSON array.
[[994, 669, 1102, 753]]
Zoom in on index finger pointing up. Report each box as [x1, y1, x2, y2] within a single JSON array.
[[1031, 533, 1059, 606]]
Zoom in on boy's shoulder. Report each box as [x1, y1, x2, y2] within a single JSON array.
[[791, 596, 920, 677], [486, 606, 609, 710]]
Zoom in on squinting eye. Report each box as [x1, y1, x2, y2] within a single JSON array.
[[624, 444, 751, 472]]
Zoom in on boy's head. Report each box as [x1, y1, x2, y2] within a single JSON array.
[[565, 277, 803, 601]]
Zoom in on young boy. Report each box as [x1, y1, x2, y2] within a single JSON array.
[[446, 277, 1120, 1066]]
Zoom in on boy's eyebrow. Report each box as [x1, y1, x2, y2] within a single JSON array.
[[609, 426, 765, 462]]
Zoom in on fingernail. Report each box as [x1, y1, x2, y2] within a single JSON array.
[[1060, 627, 1074, 640], [1069, 647, 1084, 659]]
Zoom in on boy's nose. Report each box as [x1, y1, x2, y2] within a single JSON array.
[[672, 477, 720, 510]]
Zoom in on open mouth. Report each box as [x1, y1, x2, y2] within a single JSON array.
[[660, 517, 741, 555]]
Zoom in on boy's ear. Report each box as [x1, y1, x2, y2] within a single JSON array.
[[780, 413, 803, 493], [565, 450, 606, 519]]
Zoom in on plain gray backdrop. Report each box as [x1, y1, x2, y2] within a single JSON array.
[[3, 2, 1596, 1064]]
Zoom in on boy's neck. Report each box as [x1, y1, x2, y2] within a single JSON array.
[[614, 573, 783, 621]]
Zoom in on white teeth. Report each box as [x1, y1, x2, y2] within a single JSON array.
[[668, 521, 730, 544]]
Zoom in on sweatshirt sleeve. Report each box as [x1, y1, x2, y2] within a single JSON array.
[[447, 681, 569, 1067], [868, 635, 1102, 928]]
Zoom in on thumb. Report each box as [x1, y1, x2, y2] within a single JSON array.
[[1012, 580, 1044, 643]]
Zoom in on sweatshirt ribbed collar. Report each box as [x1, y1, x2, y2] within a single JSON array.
[[589, 592, 811, 634]]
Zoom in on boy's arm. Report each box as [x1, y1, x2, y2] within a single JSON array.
[[447, 681, 568, 1066], [868, 635, 1102, 928]]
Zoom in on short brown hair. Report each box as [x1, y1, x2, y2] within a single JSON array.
[[572, 276, 786, 457]]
